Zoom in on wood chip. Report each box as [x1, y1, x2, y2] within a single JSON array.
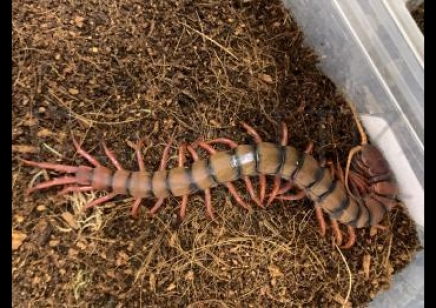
[[73, 16, 84, 28], [363, 254, 371, 279], [36, 128, 53, 138], [260, 73, 273, 83], [12, 144, 40, 154], [332, 294, 351, 308], [36, 205, 46, 212], [23, 117, 38, 127], [49, 240, 60, 247], [32, 219, 53, 246], [268, 264, 283, 278], [12, 231, 27, 250], [61, 212, 78, 229], [68, 88, 79, 95], [166, 283, 176, 291], [209, 119, 221, 128], [76, 241, 87, 250], [14, 215, 25, 223], [184, 270, 194, 281], [68, 248, 79, 256], [149, 273, 156, 292]]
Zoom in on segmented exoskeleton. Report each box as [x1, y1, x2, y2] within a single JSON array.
[[20, 120, 397, 248]]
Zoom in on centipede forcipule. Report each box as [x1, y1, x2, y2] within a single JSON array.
[[20, 118, 398, 249]]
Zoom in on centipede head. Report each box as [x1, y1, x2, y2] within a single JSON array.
[[345, 101, 399, 201], [349, 144, 399, 198]]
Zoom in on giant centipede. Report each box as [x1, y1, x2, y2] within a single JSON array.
[[20, 118, 398, 249]]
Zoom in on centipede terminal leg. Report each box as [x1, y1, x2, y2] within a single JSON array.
[[26, 176, 78, 195]]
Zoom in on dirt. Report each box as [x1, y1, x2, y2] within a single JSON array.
[[412, 3, 424, 34], [12, 0, 421, 307]]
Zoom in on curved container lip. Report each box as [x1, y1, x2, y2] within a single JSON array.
[[281, 0, 424, 307]]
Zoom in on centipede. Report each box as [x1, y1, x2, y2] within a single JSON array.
[[20, 112, 398, 249]]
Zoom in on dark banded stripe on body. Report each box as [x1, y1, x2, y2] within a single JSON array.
[[129, 171, 153, 198], [208, 152, 239, 183], [166, 166, 200, 197], [234, 145, 256, 176], [279, 146, 299, 180], [293, 154, 323, 188], [152, 170, 170, 198], [317, 182, 371, 228], [192, 160, 218, 191], [111, 170, 131, 194], [230, 147, 242, 179], [256, 142, 283, 175]]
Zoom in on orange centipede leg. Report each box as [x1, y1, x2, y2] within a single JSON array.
[[267, 122, 289, 206], [315, 206, 327, 237], [136, 138, 146, 172], [332, 162, 358, 248], [149, 198, 165, 215], [223, 182, 251, 210], [101, 141, 123, 170], [207, 138, 238, 148], [186, 144, 215, 220], [130, 198, 142, 218], [197, 141, 251, 211], [243, 177, 263, 208], [149, 138, 174, 215], [72, 136, 101, 167], [178, 143, 190, 220], [240, 121, 266, 204], [322, 159, 360, 249], [330, 219, 343, 247], [342, 226, 357, 249], [276, 182, 293, 195], [276, 190, 306, 201]]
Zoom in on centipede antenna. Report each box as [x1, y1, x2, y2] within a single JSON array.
[[344, 101, 368, 198], [347, 100, 368, 145]]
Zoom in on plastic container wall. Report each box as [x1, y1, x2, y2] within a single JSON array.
[[280, 1, 424, 307]]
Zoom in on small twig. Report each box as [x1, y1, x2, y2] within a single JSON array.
[[336, 245, 352, 307], [180, 22, 239, 61]]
